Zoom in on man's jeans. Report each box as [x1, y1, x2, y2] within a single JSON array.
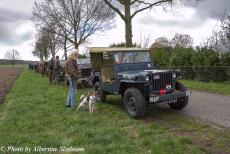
[[53, 69, 60, 84], [66, 76, 77, 107]]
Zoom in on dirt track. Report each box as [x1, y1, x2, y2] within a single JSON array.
[[0, 67, 23, 104], [180, 90, 230, 128]]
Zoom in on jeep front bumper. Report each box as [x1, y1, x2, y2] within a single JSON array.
[[149, 90, 191, 103]]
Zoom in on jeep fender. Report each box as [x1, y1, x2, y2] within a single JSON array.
[[119, 81, 148, 97]]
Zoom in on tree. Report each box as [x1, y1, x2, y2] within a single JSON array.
[[219, 15, 230, 52], [151, 37, 170, 48], [138, 33, 151, 48], [4, 50, 20, 67], [103, 0, 173, 47], [201, 14, 230, 53], [32, 29, 50, 60], [171, 33, 193, 48], [32, 0, 115, 53], [201, 30, 220, 51], [44, 25, 61, 58]]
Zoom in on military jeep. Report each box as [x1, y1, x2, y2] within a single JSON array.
[[90, 47, 191, 118], [63, 58, 92, 87]]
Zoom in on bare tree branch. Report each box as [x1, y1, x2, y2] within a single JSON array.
[[103, 0, 176, 47], [32, 0, 115, 55], [131, 0, 172, 18], [103, 0, 125, 20]]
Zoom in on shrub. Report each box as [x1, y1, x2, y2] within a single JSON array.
[[169, 48, 194, 79], [150, 46, 230, 82], [150, 47, 171, 67], [221, 52, 230, 79], [192, 47, 227, 82]]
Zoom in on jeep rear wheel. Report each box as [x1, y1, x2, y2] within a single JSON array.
[[95, 82, 106, 103], [124, 88, 146, 118], [169, 82, 189, 110]]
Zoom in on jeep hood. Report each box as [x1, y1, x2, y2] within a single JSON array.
[[117, 69, 171, 77]]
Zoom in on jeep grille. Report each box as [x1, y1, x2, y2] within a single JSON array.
[[152, 72, 174, 91]]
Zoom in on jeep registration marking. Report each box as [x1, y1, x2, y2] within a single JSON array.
[[150, 96, 159, 103], [166, 84, 171, 89]]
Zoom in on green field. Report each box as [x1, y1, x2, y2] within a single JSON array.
[[0, 69, 229, 154], [181, 80, 230, 95]]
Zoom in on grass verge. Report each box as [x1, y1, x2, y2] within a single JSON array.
[[0, 69, 229, 154], [181, 80, 230, 95]]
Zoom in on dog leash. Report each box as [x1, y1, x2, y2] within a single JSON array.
[[77, 79, 88, 96]]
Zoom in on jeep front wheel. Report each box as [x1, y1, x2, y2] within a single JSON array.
[[169, 82, 189, 110], [124, 88, 146, 118], [95, 82, 106, 103]]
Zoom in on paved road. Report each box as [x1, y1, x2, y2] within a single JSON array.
[[180, 90, 230, 128]]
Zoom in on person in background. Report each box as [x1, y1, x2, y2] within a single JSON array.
[[39, 60, 46, 77], [48, 57, 54, 84], [45, 61, 49, 77], [65, 49, 79, 108], [53, 55, 61, 84], [34, 63, 39, 73]]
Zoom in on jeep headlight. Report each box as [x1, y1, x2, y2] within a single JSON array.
[[172, 73, 176, 78], [145, 75, 151, 81]]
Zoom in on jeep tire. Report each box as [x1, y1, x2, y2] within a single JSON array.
[[124, 88, 146, 118], [95, 82, 106, 103], [169, 82, 189, 110]]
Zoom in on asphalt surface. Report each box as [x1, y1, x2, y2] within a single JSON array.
[[180, 90, 230, 128]]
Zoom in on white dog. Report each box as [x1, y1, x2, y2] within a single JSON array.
[[88, 92, 97, 113], [76, 95, 89, 111], [76, 92, 97, 113]]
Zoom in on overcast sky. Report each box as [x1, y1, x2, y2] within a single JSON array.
[[0, 0, 230, 61]]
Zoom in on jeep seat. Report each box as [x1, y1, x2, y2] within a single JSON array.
[[101, 66, 115, 83]]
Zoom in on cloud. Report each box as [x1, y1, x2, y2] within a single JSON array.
[[0, 7, 33, 45], [193, 0, 230, 19], [0, 22, 11, 41], [138, 0, 230, 28], [139, 16, 179, 27], [0, 7, 30, 22], [0, 21, 33, 45], [138, 10, 202, 28]]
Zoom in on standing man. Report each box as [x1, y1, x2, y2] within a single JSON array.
[[48, 57, 54, 84], [65, 49, 79, 108], [53, 55, 61, 84], [40, 60, 46, 77]]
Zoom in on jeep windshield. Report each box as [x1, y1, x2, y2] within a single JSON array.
[[114, 51, 151, 64]]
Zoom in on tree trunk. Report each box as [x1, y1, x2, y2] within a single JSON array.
[[124, 1, 133, 47], [74, 43, 79, 49], [51, 48, 55, 58], [64, 47, 67, 60], [73, 25, 79, 49], [63, 36, 67, 60], [125, 18, 133, 47]]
